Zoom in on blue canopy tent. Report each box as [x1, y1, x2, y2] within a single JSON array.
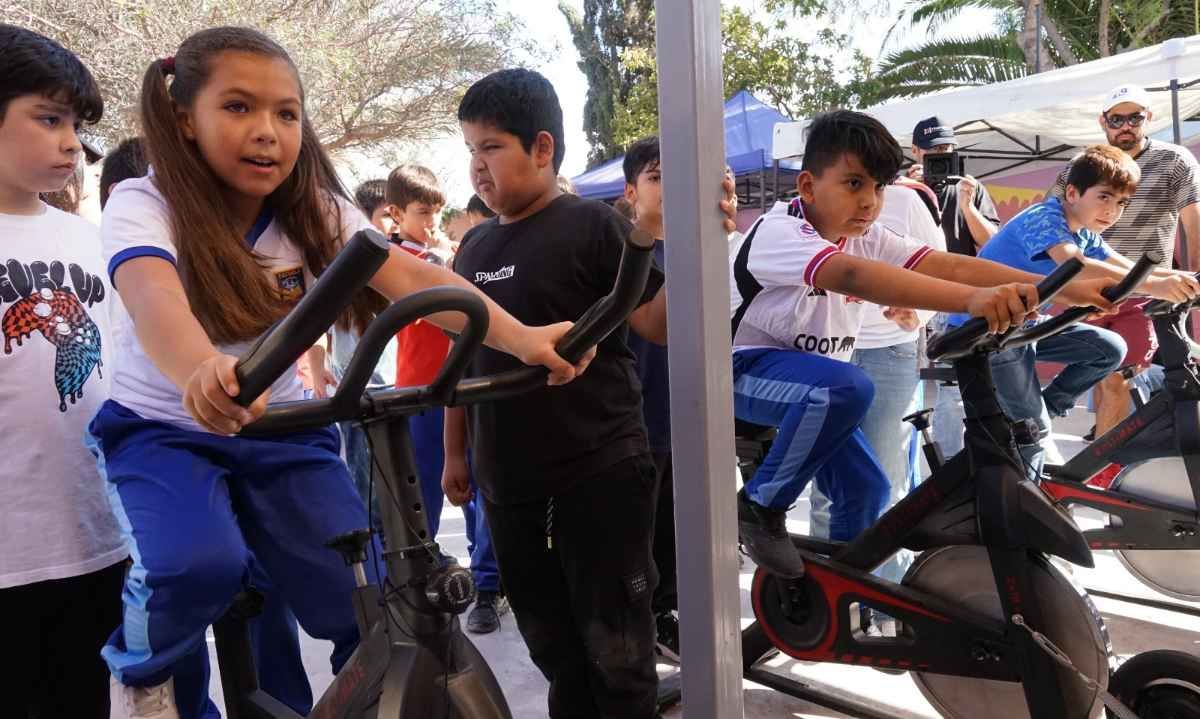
[[571, 89, 799, 206]]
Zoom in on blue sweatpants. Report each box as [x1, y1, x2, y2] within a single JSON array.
[[172, 565, 311, 718], [462, 481, 501, 593], [88, 400, 369, 719], [408, 407, 447, 540], [732, 348, 891, 542]]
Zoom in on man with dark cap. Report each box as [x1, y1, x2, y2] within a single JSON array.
[[910, 117, 1002, 462], [907, 116, 1000, 255]]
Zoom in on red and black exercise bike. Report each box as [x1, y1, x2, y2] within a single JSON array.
[[909, 272, 1200, 601], [683, 255, 1200, 719], [1036, 286, 1200, 603]]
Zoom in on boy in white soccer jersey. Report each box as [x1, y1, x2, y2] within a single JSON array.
[[731, 110, 1116, 577]]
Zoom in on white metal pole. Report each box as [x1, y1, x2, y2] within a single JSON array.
[[654, 1, 745, 717]]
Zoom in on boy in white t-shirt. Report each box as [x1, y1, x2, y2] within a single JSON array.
[[731, 110, 1117, 578], [0, 25, 126, 717]]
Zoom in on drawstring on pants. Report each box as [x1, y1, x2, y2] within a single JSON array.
[[546, 496, 555, 550]]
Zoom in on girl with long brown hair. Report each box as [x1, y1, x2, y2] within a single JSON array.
[[90, 26, 587, 719]]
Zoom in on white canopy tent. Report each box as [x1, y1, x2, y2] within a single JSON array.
[[773, 35, 1200, 180]]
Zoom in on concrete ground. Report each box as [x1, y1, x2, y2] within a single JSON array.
[[205, 405, 1200, 718]]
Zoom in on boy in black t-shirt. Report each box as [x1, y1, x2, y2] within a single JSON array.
[[445, 68, 669, 718], [622, 135, 682, 663]]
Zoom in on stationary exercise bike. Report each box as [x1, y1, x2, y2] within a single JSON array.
[[717, 256, 1200, 718], [1040, 287, 1200, 602], [212, 227, 656, 719], [911, 271, 1200, 602]]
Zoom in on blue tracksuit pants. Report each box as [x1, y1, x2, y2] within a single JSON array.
[[408, 407, 447, 540], [461, 482, 501, 593], [732, 348, 890, 542], [87, 400, 371, 719]]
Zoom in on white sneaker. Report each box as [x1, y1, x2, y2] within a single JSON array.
[[110, 675, 180, 719]]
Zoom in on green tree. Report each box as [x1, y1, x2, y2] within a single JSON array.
[[608, 7, 876, 150], [559, 0, 655, 167], [3, 0, 531, 158]]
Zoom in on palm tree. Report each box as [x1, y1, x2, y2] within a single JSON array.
[[867, 0, 1196, 102]]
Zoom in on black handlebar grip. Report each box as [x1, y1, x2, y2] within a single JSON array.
[[234, 229, 391, 407], [1033, 256, 1087, 306], [551, 227, 657, 363], [445, 227, 657, 407], [246, 224, 656, 429], [997, 250, 1165, 353], [927, 258, 1084, 361], [1101, 250, 1162, 303]]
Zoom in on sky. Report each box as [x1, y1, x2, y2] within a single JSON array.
[[340, 0, 1000, 208]]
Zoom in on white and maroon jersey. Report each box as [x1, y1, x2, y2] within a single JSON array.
[[729, 199, 933, 361]]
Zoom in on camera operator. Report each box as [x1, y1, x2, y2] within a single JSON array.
[[906, 116, 1000, 255], [909, 117, 1001, 462]]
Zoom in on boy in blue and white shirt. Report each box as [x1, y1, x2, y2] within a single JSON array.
[[730, 111, 1118, 578], [947, 144, 1200, 474]]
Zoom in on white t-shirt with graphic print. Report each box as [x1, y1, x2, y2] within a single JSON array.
[[729, 199, 933, 362], [101, 175, 372, 432], [0, 204, 126, 588]]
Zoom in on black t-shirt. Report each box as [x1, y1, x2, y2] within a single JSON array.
[[938, 182, 1000, 256], [453, 193, 665, 505]]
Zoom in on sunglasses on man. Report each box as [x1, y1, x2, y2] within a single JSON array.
[[1104, 111, 1147, 129]]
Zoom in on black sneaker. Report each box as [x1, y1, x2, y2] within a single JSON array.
[[736, 489, 805, 578], [467, 591, 508, 634], [654, 611, 681, 663]]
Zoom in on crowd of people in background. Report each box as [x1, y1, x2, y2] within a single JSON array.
[[4, 18, 1200, 719]]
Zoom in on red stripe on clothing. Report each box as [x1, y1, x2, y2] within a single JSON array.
[[804, 246, 842, 287], [903, 245, 934, 270]]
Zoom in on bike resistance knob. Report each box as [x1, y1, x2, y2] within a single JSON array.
[[425, 564, 477, 615]]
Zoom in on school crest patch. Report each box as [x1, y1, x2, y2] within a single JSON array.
[[274, 266, 305, 301]]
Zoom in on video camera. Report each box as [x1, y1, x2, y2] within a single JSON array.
[[922, 151, 966, 190]]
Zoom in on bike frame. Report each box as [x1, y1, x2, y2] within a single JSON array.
[[662, 353, 1099, 718], [214, 229, 655, 719], [1040, 305, 1200, 551], [214, 413, 510, 719]]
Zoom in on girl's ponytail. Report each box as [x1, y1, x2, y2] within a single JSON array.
[[139, 57, 180, 173]]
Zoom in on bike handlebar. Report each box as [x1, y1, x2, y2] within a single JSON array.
[[995, 251, 1160, 353], [927, 258, 1083, 361], [238, 227, 657, 436], [1143, 271, 1200, 317], [234, 229, 392, 407], [927, 251, 1160, 361]]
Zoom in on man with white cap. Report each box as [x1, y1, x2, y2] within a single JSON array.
[[1052, 83, 1200, 438]]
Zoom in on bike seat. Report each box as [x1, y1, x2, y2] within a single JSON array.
[[920, 366, 957, 384], [735, 420, 777, 470], [735, 419, 777, 441]]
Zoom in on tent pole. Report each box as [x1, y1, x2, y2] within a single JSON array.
[[759, 166, 766, 209], [1034, 1, 1042, 74], [654, 1, 745, 717], [1172, 77, 1183, 145], [773, 158, 780, 206], [1172, 78, 1190, 276]]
